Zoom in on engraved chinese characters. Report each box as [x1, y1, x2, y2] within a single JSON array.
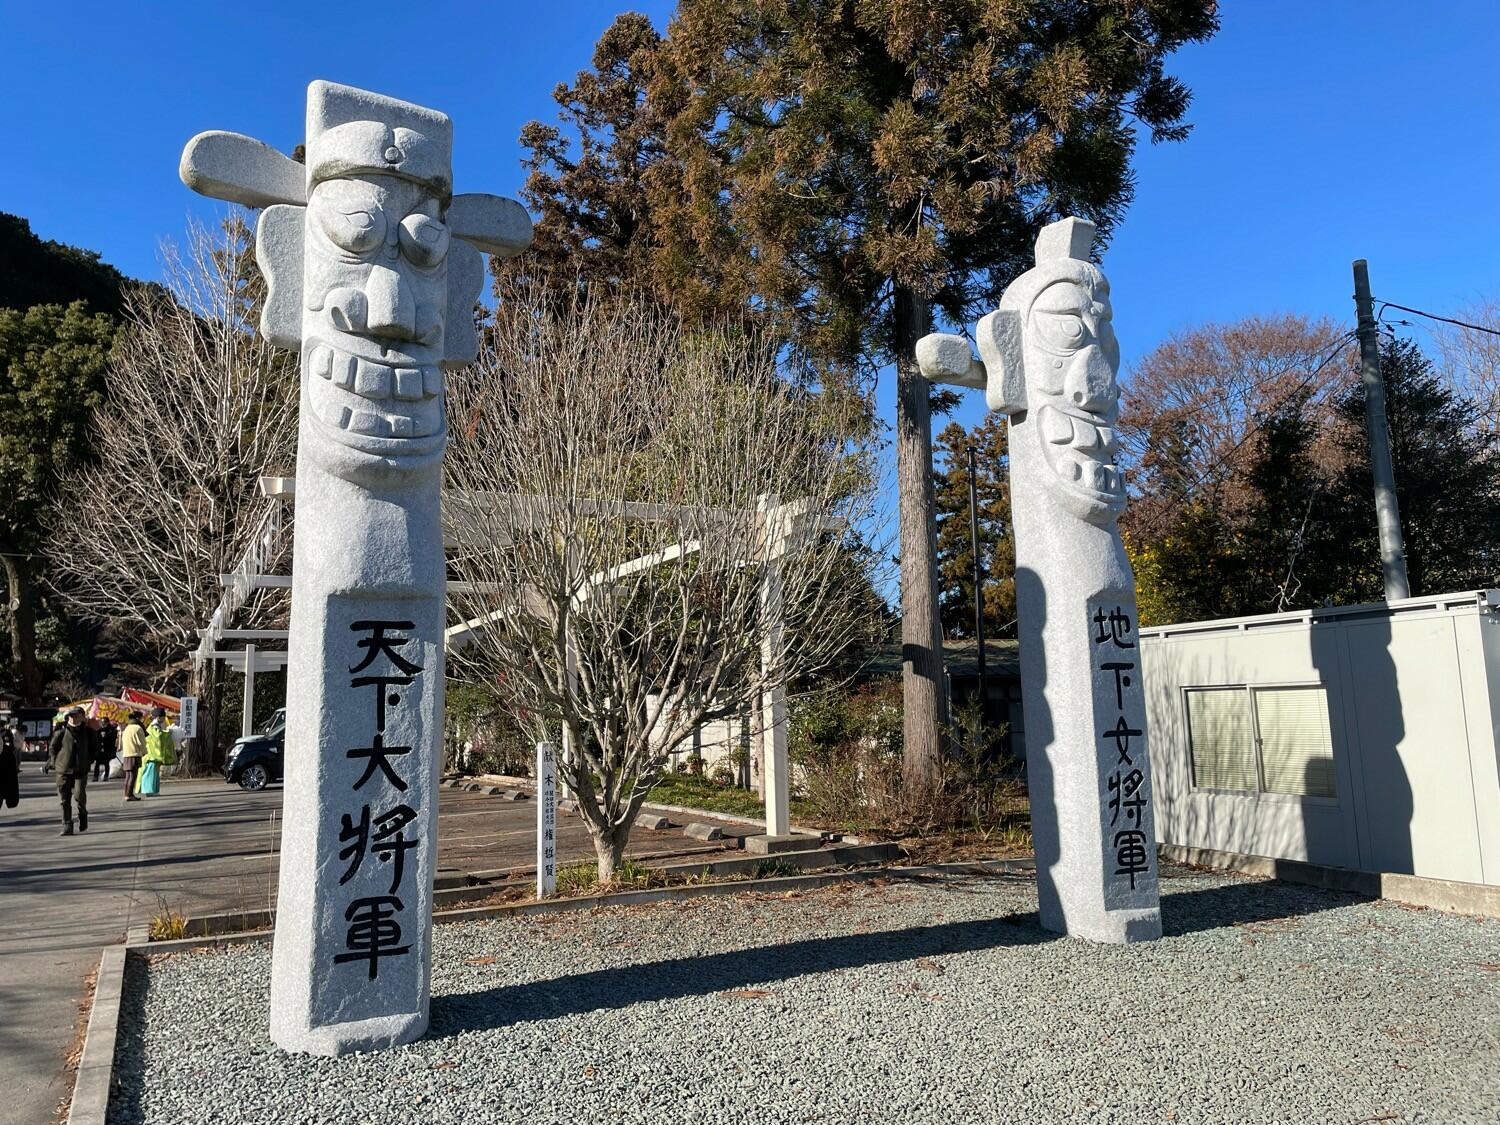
[[178, 81, 532, 1054], [1091, 603, 1156, 900], [916, 217, 1161, 943], [536, 742, 557, 898], [333, 620, 424, 979]]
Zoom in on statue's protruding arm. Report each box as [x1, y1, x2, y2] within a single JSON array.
[[915, 333, 986, 389], [446, 194, 534, 259], [180, 131, 308, 209]]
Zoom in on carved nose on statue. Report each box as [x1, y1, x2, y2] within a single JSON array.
[[1067, 348, 1116, 413], [362, 264, 418, 340]]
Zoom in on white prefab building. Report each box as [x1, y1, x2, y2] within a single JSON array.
[[1140, 591, 1500, 887]]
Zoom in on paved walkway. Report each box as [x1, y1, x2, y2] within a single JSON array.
[[0, 765, 737, 1124]]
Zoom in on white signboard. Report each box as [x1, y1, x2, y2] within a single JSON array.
[[179, 696, 199, 740], [536, 741, 557, 898]]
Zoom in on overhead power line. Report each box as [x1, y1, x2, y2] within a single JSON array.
[[1133, 331, 1359, 539], [1161, 331, 1357, 492], [1375, 300, 1500, 338]]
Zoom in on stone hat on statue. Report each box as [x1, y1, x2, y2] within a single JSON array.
[[304, 80, 453, 199]]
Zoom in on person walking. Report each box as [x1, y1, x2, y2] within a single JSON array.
[[1, 718, 20, 810], [119, 711, 145, 802], [48, 707, 93, 835], [93, 720, 118, 782], [139, 706, 176, 796]]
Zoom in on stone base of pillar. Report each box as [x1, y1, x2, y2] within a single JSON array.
[[745, 832, 822, 855], [270, 1010, 428, 1058]]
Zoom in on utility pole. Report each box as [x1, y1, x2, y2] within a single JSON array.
[[1352, 260, 1412, 601], [967, 445, 988, 716]]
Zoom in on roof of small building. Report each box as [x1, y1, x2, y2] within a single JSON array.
[[857, 637, 1022, 681]]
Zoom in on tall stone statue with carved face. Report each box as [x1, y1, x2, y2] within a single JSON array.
[[918, 218, 1161, 943], [180, 81, 532, 1052]]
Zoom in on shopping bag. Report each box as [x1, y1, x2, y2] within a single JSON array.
[[138, 760, 160, 796], [108, 758, 123, 780]]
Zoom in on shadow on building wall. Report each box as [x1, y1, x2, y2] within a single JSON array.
[[1312, 609, 1412, 875]]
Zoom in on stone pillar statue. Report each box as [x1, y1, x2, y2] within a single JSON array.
[[179, 81, 532, 1052], [917, 218, 1161, 943]]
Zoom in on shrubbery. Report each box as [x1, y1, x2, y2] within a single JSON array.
[[790, 680, 1021, 836]]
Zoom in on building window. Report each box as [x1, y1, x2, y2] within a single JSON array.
[[1185, 684, 1336, 799]]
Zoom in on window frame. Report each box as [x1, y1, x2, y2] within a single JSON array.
[[1181, 680, 1339, 806]]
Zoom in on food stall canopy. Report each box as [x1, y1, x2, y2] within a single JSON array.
[[56, 693, 181, 725]]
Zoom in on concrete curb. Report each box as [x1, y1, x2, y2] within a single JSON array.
[[66, 945, 125, 1125], [150, 842, 905, 947], [451, 773, 858, 844], [1158, 843, 1500, 919], [130, 858, 1026, 956], [634, 799, 854, 843]]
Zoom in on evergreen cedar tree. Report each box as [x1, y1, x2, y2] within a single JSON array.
[[933, 415, 1016, 639], [0, 215, 130, 702], [507, 0, 1220, 789]]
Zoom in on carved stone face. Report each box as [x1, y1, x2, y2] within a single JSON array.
[[302, 173, 449, 464], [1019, 262, 1125, 523]]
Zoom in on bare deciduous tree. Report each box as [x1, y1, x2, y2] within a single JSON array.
[[48, 218, 297, 770], [445, 291, 885, 880], [1432, 297, 1500, 435], [1119, 314, 1354, 539]]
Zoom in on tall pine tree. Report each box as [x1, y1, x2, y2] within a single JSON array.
[[516, 0, 1218, 793], [933, 416, 1015, 639], [1327, 336, 1500, 600]]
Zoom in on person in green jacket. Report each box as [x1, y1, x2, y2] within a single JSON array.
[[139, 706, 177, 795], [48, 708, 93, 835]]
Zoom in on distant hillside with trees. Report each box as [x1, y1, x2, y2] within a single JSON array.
[[0, 212, 131, 315]]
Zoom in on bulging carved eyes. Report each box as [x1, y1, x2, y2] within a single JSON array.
[[316, 199, 386, 255], [1036, 311, 1088, 351], [399, 214, 450, 268]]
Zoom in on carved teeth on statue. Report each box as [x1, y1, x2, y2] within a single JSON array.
[[332, 354, 356, 389], [422, 367, 442, 397], [393, 368, 424, 401], [335, 405, 352, 430], [1064, 457, 1083, 482], [1043, 408, 1073, 444], [1097, 426, 1118, 453], [1071, 416, 1101, 450], [312, 347, 333, 381], [389, 414, 414, 437], [354, 359, 392, 399], [349, 411, 386, 436]]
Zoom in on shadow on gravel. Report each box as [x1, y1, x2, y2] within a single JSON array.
[[430, 913, 1058, 1037], [107, 958, 150, 1125], [432, 877, 1363, 1037], [1159, 875, 1359, 937]]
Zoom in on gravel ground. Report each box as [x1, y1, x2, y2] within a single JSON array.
[[109, 867, 1499, 1124]]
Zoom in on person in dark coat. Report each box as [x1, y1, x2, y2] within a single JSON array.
[[93, 720, 118, 781], [48, 708, 93, 835], [0, 718, 20, 810]]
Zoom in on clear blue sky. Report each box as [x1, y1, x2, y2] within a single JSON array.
[[5, 1, 1499, 440]]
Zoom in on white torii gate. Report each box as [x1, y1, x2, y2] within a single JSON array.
[[197, 477, 839, 836]]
